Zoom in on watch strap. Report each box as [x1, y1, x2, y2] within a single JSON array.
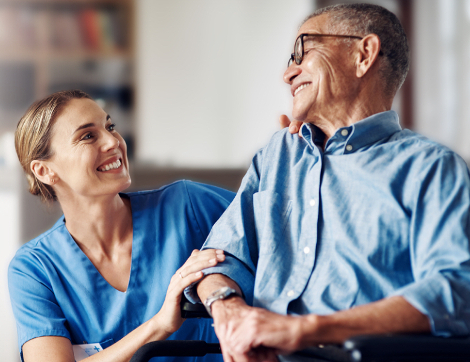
[[203, 286, 240, 317]]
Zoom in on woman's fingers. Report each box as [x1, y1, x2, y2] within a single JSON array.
[[177, 249, 225, 278], [167, 270, 204, 300], [279, 114, 291, 128]]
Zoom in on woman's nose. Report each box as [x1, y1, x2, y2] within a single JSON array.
[[102, 132, 120, 151]]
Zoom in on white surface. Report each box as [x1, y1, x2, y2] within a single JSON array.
[[136, 0, 314, 168], [0, 168, 21, 362], [414, 0, 470, 159]]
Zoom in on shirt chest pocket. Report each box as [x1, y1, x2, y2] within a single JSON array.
[[253, 190, 293, 255]]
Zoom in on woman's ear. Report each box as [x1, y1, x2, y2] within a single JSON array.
[[355, 33, 381, 78], [30, 160, 58, 186]]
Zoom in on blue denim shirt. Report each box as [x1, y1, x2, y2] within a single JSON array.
[[191, 111, 470, 337]]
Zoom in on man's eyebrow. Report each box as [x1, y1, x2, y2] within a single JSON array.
[[72, 115, 111, 135]]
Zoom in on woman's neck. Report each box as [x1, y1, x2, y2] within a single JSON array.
[[59, 193, 133, 255]]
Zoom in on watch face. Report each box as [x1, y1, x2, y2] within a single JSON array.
[[204, 287, 240, 317]]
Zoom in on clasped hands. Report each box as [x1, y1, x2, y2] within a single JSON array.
[[210, 296, 314, 362]]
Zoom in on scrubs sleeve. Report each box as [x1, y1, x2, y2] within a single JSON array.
[[8, 251, 71, 353], [183, 180, 235, 241], [393, 151, 470, 336], [186, 151, 264, 305]]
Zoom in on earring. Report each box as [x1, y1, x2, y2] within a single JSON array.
[[50, 178, 55, 184]]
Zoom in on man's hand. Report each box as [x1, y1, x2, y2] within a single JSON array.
[[212, 299, 310, 362], [279, 115, 303, 136], [210, 297, 279, 362]]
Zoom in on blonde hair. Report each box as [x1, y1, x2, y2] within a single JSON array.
[[15, 90, 91, 202]]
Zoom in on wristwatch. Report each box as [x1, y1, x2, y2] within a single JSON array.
[[203, 286, 240, 317]]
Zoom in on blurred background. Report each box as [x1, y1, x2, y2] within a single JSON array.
[[0, 0, 469, 360]]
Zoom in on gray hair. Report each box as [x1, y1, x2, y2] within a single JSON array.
[[304, 3, 409, 97]]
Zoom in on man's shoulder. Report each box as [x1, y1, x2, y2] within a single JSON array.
[[392, 129, 463, 159], [389, 129, 469, 177]]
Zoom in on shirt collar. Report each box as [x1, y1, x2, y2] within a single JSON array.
[[300, 110, 402, 155]]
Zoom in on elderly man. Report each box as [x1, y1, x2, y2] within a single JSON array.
[[189, 3, 470, 362]]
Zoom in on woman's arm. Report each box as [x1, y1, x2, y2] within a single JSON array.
[[22, 249, 225, 362]]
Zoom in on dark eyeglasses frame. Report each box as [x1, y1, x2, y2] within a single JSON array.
[[287, 33, 384, 68]]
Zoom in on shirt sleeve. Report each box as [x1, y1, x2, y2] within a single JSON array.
[[8, 250, 71, 355], [185, 152, 264, 305], [392, 151, 470, 336]]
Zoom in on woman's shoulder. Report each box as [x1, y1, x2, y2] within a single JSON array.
[[9, 216, 67, 273], [125, 180, 235, 204]]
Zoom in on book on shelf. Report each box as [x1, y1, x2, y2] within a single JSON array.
[[0, 4, 128, 54]]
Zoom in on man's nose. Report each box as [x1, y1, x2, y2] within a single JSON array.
[[283, 64, 301, 84]]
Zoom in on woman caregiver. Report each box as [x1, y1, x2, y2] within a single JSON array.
[[8, 90, 237, 362]]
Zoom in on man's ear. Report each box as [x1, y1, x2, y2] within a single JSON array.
[[355, 33, 381, 78], [30, 160, 58, 186]]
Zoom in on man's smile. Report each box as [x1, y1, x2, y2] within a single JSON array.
[[294, 82, 311, 96]]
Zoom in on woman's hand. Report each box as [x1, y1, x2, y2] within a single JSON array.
[[154, 249, 225, 336], [280, 114, 304, 136]]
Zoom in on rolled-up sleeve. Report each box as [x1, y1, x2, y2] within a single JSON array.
[[393, 152, 470, 336]]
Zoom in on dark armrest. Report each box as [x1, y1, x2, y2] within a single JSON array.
[[129, 341, 221, 362], [180, 294, 211, 318], [343, 334, 470, 362]]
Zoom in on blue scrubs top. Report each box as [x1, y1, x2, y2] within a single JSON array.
[[8, 180, 234, 362]]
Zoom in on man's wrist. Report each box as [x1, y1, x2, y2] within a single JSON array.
[[211, 295, 246, 317], [203, 286, 242, 317]]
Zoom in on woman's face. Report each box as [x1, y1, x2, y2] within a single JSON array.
[[47, 98, 131, 200]]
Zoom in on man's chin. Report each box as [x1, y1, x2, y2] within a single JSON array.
[[291, 111, 307, 122]]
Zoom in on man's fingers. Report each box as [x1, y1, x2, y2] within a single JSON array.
[[220, 345, 235, 362], [252, 347, 278, 362]]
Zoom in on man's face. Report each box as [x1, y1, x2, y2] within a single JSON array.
[[283, 14, 359, 122]]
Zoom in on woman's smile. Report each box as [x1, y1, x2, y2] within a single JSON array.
[[98, 158, 122, 172]]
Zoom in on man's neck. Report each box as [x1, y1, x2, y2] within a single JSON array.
[[308, 91, 393, 143]]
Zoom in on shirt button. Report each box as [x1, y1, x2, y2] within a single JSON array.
[[341, 129, 349, 136], [304, 247, 310, 254], [287, 290, 295, 297], [309, 199, 316, 206], [346, 145, 353, 151]]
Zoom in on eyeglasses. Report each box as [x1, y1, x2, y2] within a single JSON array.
[[287, 33, 383, 68]]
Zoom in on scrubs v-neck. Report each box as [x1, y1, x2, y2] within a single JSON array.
[[8, 180, 234, 362]]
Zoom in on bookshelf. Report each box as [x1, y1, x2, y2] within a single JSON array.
[[0, 0, 135, 158]]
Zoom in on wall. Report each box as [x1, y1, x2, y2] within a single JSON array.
[[135, 0, 315, 168], [414, 0, 470, 160]]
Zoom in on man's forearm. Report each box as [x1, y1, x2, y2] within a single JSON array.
[[197, 273, 243, 303], [300, 296, 431, 346]]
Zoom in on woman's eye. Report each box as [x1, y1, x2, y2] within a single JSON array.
[[82, 133, 93, 141], [107, 123, 116, 132]]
